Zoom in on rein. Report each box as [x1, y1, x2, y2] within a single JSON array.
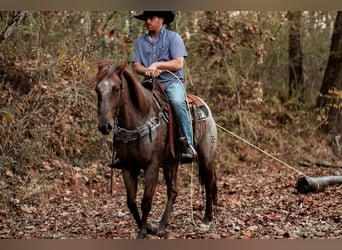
[[114, 112, 163, 143], [113, 74, 166, 144]]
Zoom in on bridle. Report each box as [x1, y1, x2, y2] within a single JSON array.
[[112, 74, 165, 144]]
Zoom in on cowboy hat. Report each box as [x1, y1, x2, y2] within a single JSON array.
[[133, 11, 175, 24]]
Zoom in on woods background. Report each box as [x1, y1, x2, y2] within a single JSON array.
[[0, 11, 341, 239]]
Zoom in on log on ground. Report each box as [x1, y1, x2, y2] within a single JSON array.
[[295, 176, 342, 194]]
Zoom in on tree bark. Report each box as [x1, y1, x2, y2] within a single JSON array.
[[288, 11, 304, 103], [295, 176, 342, 194], [316, 11, 342, 135]]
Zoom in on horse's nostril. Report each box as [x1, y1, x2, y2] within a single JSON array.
[[98, 122, 112, 135], [106, 123, 113, 132]]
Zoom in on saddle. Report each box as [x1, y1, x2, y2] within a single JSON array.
[[151, 82, 209, 158], [186, 94, 209, 121]]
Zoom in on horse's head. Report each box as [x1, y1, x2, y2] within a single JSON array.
[[95, 60, 127, 135]]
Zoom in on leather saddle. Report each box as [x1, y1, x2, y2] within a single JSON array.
[[151, 82, 209, 158]]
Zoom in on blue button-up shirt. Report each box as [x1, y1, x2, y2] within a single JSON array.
[[132, 27, 188, 87]]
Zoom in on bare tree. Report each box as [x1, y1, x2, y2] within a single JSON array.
[[316, 11, 342, 135], [287, 11, 304, 104]]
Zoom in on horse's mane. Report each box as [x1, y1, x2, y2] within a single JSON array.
[[96, 59, 116, 82], [96, 59, 151, 116]]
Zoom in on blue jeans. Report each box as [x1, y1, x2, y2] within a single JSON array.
[[164, 81, 193, 146]]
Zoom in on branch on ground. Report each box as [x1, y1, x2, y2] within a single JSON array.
[[295, 176, 342, 194]]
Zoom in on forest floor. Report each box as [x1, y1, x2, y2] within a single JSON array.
[[0, 74, 341, 239], [1, 154, 341, 239]]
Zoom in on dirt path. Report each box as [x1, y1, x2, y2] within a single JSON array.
[[1, 157, 341, 239]]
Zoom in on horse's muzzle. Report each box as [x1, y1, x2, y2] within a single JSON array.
[[98, 121, 114, 135]]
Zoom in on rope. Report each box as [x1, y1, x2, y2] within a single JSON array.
[[162, 70, 312, 228], [163, 70, 309, 177], [164, 70, 210, 230], [216, 124, 310, 178], [189, 160, 208, 230], [161, 70, 207, 229]]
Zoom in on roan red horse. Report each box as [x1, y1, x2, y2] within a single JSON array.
[[95, 59, 217, 239]]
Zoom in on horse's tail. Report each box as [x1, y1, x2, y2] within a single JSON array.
[[212, 175, 218, 205]]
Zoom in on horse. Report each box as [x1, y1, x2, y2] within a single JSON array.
[[95, 59, 218, 239]]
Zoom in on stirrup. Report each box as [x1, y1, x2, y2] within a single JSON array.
[[181, 144, 196, 164], [181, 152, 193, 164], [108, 158, 122, 169]]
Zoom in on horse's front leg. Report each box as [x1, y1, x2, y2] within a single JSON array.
[[122, 169, 142, 230], [156, 164, 178, 236], [137, 166, 159, 239]]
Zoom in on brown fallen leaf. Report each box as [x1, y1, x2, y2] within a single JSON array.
[[5, 169, 14, 177]]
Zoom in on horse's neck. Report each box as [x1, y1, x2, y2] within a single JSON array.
[[118, 86, 154, 129]]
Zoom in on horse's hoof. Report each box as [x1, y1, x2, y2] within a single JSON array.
[[136, 233, 147, 239], [199, 222, 210, 232], [147, 222, 159, 235], [136, 228, 148, 239], [156, 228, 167, 237]]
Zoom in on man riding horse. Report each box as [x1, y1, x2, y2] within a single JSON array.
[[114, 11, 195, 168]]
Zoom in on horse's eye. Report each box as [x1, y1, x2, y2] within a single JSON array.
[[112, 86, 121, 95]]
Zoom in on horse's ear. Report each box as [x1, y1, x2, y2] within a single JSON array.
[[118, 61, 128, 73]]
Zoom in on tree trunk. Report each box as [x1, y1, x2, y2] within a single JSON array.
[[288, 11, 304, 103], [316, 11, 342, 135]]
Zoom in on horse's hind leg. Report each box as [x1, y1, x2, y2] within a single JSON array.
[[198, 158, 217, 228], [156, 164, 178, 236]]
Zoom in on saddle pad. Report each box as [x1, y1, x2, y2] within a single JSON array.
[[187, 94, 209, 121]]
